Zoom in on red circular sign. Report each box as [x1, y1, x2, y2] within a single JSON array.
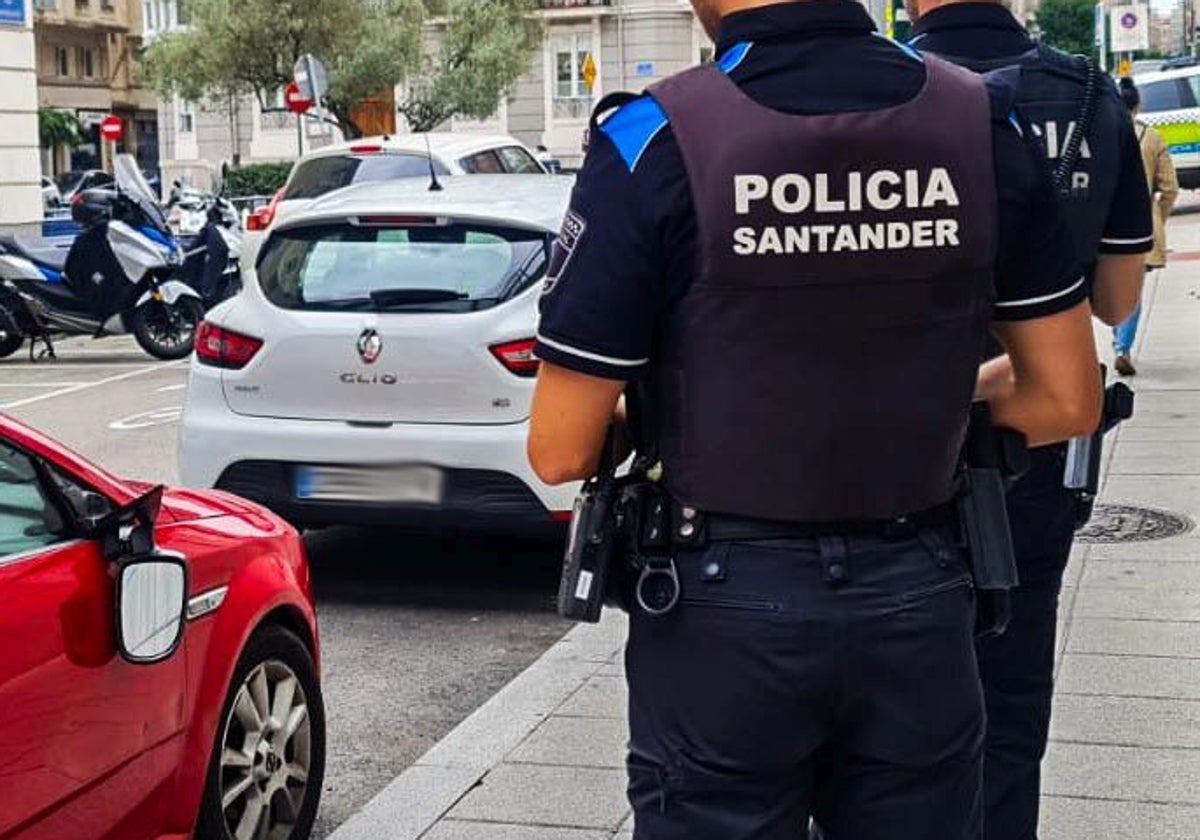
[[285, 81, 314, 115], [99, 115, 123, 142]]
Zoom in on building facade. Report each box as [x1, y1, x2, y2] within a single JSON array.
[[33, 0, 158, 177], [0, 0, 43, 234]]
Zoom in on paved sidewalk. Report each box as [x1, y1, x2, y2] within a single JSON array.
[[329, 218, 1200, 839]]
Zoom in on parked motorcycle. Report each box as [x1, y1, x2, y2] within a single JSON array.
[[0, 154, 204, 361], [173, 170, 243, 307]]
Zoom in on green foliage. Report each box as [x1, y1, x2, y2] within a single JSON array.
[[1037, 0, 1098, 58], [145, 0, 542, 139], [38, 109, 85, 150], [226, 162, 293, 197]]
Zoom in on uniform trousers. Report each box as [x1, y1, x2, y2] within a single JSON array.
[[626, 528, 985, 839], [978, 446, 1077, 840]]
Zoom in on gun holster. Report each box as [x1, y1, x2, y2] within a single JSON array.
[[556, 431, 623, 623], [959, 403, 1029, 638], [1064, 368, 1135, 529]]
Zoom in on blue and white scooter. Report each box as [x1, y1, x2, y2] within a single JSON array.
[[0, 154, 204, 361]]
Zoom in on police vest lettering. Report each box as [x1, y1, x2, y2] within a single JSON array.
[[732, 167, 961, 256]]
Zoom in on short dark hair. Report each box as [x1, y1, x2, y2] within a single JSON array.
[[1119, 76, 1140, 112]]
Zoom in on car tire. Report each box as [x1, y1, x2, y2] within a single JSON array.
[[195, 625, 325, 840]]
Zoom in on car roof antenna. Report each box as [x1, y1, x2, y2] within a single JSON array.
[[424, 133, 443, 192]]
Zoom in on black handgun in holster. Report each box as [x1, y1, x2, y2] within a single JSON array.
[[1063, 366, 1135, 529], [556, 429, 623, 623], [959, 403, 1029, 638]]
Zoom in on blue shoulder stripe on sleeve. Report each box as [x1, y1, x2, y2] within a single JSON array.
[[598, 96, 669, 173], [1007, 109, 1024, 136], [873, 32, 925, 63], [598, 40, 754, 173], [716, 41, 753, 73]]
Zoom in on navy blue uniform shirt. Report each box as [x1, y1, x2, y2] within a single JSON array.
[[911, 2, 1153, 258], [536, 0, 1085, 380]]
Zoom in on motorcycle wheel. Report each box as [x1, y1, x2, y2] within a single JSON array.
[[131, 296, 204, 361], [0, 299, 25, 359]]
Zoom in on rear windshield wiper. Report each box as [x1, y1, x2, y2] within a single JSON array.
[[370, 288, 468, 306], [305, 288, 470, 311]]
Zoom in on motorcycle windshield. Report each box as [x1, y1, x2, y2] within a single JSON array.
[[115, 155, 169, 231]]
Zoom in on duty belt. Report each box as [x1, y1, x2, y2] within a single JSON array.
[[696, 499, 960, 545]]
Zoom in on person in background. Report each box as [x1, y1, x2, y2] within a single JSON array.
[[1114, 76, 1179, 376]]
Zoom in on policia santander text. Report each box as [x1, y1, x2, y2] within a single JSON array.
[[527, 1, 1103, 838], [909, 5, 1154, 839]]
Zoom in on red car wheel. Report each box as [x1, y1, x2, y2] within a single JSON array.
[[196, 626, 326, 840]]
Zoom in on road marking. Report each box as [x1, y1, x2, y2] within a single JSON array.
[[0, 382, 90, 388], [157, 383, 187, 392], [109, 406, 183, 430], [0, 363, 185, 410]]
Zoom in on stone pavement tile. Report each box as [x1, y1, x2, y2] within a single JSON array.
[[1080, 559, 1200, 589], [1065, 618, 1200, 657], [1071, 585, 1200, 621], [1114, 392, 1200, 428], [1108, 441, 1200, 474], [617, 812, 633, 833], [1121, 424, 1200, 442], [508, 715, 628, 768], [1040, 796, 1200, 840], [1057, 653, 1200, 700], [558, 676, 627, 719], [1051, 694, 1200, 748], [446, 764, 629, 830], [423, 821, 610, 840], [1099, 475, 1200, 514], [326, 764, 486, 840], [1086, 539, 1200, 561], [1043, 742, 1200, 803]]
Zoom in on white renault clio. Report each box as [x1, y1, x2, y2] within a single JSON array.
[[179, 175, 577, 534]]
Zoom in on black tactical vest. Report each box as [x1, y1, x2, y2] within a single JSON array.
[[923, 44, 1123, 270], [646, 57, 998, 523]]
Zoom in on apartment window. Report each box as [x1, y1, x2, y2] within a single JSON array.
[[100, 0, 114, 10], [75, 0, 89, 12], [259, 89, 291, 130], [551, 34, 595, 121], [177, 0, 191, 25], [179, 100, 194, 133], [75, 47, 95, 78], [34, 0, 59, 10], [54, 46, 70, 76]]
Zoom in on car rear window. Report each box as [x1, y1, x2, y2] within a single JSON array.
[[282, 154, 452, 201], [257, 222, 552, 313], [1139, 79, 1188, 113]]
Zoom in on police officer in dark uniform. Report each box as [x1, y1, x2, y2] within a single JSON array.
[[527, 0, 1103, 835], [906, 5, 1153, 838]]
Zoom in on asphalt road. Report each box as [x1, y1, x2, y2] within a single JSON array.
[[0, 335, 571, 837]]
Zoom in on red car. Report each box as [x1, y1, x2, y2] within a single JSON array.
[[0, 414, 325, 840]]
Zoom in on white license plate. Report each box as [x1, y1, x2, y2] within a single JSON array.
[[294, 465, 444, 504]]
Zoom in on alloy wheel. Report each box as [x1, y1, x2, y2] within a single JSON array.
[[218, 660, 313, 840]]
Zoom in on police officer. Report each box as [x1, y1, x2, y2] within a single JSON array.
[[527, 0, 1103, 835], [906, 5, 1153, 839]]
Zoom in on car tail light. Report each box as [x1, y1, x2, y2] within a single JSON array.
[[195, 321, 263, 369], [246, 187, 284, 232], [349, 143, 383, 154], [489, 338, 540, 378]]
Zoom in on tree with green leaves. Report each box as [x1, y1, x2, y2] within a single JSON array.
[[1036, 0, 1097, 58], [146, 0, 542, 138], [38, 109, 85, 151]]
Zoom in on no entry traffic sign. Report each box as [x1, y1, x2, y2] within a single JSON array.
[[100, 115, 123, 143]]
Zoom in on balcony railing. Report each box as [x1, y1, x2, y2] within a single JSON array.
[[539, 0, 612, 8]]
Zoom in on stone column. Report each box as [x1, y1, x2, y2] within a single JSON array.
[[0, 0, 42, 237]]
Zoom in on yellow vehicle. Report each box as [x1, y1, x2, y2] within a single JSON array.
[[1133, 65, 1200, 190]]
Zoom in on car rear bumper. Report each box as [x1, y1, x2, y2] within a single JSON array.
[[179, 368, 576, 534]]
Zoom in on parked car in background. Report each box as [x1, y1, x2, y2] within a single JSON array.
[[56, 169, 115, 203], [181, 175, 577, 535], [40, 177, 62, 211], [0, 412, 324, 840], [243, 133, 549, 244], [1133, 64, 1200, 190]]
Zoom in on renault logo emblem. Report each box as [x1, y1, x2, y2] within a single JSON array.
[[357, 329, 383, 364]]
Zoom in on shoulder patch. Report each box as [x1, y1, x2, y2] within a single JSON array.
[[598, 96, 669, 173]]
